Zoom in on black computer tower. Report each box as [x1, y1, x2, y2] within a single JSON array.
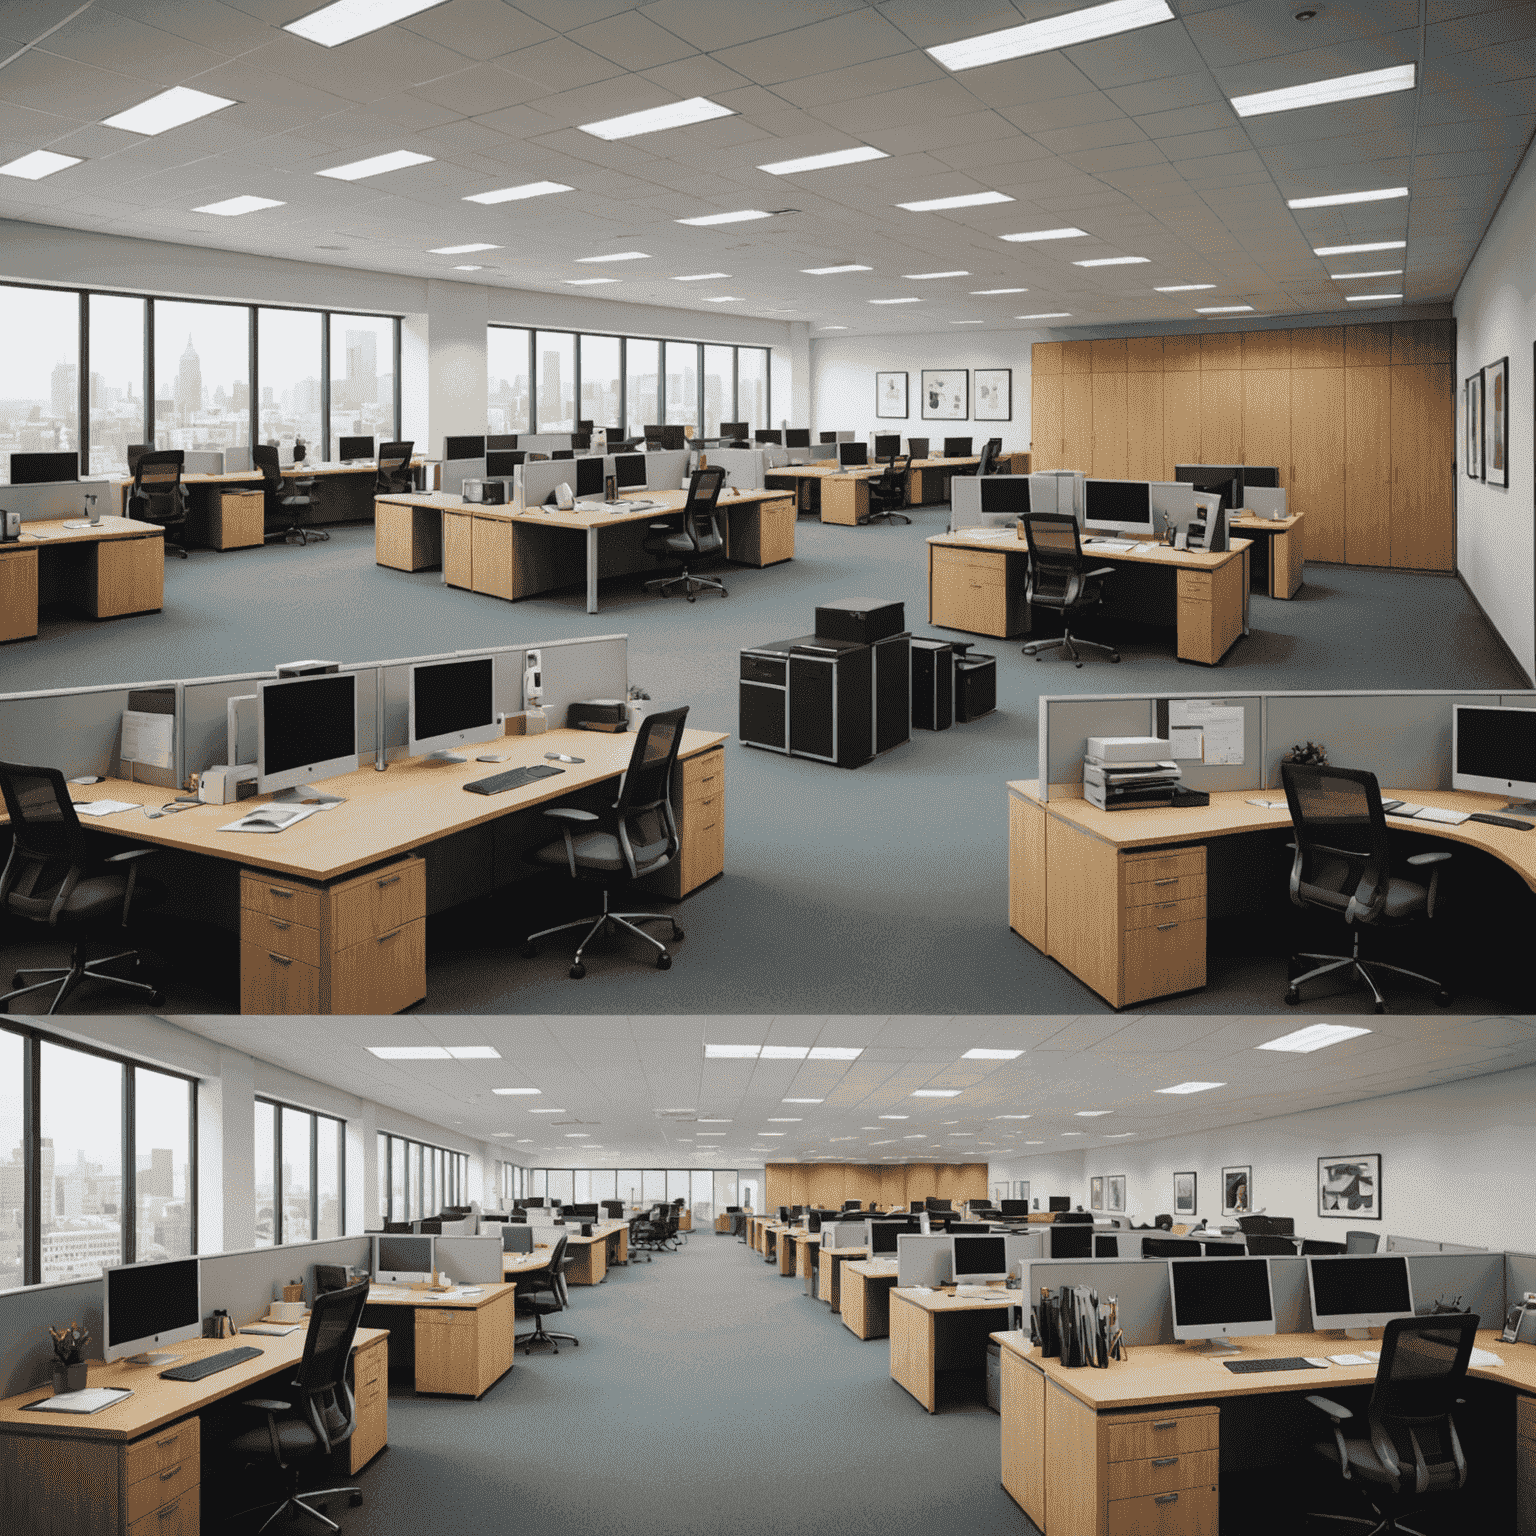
[[814, 597, 905, 645], [873, 633, 911, 754], [953, 646, 997, 722], [911, 639, 955, 731]]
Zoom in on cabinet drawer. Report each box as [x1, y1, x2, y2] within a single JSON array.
[[1125, 895, 1205, 932], [331, 858, 425, 949], [240, 873, 324, 928], [128, 1447, 200, 1525], [239, 909, 322, 968], [126, 1420, 199, 1484], [1105, 1409, 1219, 1463], [682, 750, 723, 796], [1123, 919, 1206, 1003], [1123, 872, 1206, 910], [240, 942, 320, 1014], [1519, 1394, 1536, 1444], [1107, 1449, 1218, 1501], [418, 1306, 474, 1329], [329, 917, 426, 1015], [128, 1486, 198, 1536], [1123, 850, 1204, 887], [1106, 1482, 1217, 1536], [1179, 571, 1214, 601], [934, 550, 1008, 586]]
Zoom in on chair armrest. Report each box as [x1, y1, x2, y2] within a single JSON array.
[[1305, 1395, 1352, 1421], [1406, 851, 1452, 866], [105, 848, 158, 863], [542, 807, 598, 824], [1085, 565, 1117, 580], [245, 1398, 291, 1413]]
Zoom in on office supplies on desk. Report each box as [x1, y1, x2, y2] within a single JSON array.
[[220, 803, 322, 833], [545, 752, 584, 763], [464, 763, 564, 795], [1382, 800, 1470, 825], [475, 754, 510, 763], [567, 699, 629, 731], [24, 1387, 133, 1414], [159, 1344, 263, 1381], [1328, 1352, 1370, 1365]]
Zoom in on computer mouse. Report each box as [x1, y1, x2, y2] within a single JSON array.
[[245, 812, 282, 826], [545, 752, 584, 764]]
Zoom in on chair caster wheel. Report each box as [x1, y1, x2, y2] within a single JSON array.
[[686, 594, 696, 602], [672, 925, 684, 940], [149, 991, 165, 1006], [569, 963, 586, 979], [1074, 661, 1083, 668], [1111, 653, 1121, 663], [350, 1494, 364, 1508], [656, 952, 671, 970], [1284, 987, 1300, 1005], [1436, 990, 1453, 1007], [522, 943, 538, 958], [1374, 1000, 1386, 1014]]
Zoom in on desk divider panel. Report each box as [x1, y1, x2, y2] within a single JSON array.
[[641, 449, 690, 492], [1505, 1252, 1536, 1300], [1153, 696, 1264, 795], [434, 1235, 504, 1284], [703, 448, 765, 490], [4, 478, 114, 523], [199, 1236, 373, 1327], [1262, 693, 1484, 790], [1405, 1252, 1505, 1321], [1386, 1233, 1444, 1254], [1040, 696, 1156, 792], [0, 1277, 103, 1397], [0, 681, 169, 781], [896, 1234, 952, 1288]]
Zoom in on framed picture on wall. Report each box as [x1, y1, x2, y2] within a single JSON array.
[[1318, 1153, 1381, 1219], [1484, 356, 1509, 487], [975, 367, 1012, 421], [1090, 1176, 1104, 1211], [1466, 373, 1484, 479], [1014, 1180, 1030, 1204], [921, 368, 969, 420], [1222, 1165, 1251, 1216], [1173, 1171, 1197, 1216], [1106, 1175, 1126, 1213], [876, 371, 909, 419]]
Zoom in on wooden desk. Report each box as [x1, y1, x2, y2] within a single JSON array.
[[842, 1259, 899, 1340], [927, 531, 1250, 665], [54, 727, 726, 1014], [1008, 780, 1536, 1008], [889, 1285, 1018, 1412], [557, 1220, 629, 1284], [749, 1216, 774, 1253], [1230, 511, 1305, 598], [910, 455, 981, 504], [763, 461, 838, 515], [995, 1327, 1536, 1536], [363, 1282, 515, 1398], [3, 517, 164, 641], [0, 1327, 387, 1536], [817, 1245, 868, 1311], [779, 1229, 819, 1278]]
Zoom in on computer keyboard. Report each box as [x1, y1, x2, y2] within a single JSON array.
[[1085, 538, 1136, 551], [1469, 812, 1534, 831], [463, 764, 565, 796], [160, 1345, 263, 1381], [1221, 1356, 1321, 1374]]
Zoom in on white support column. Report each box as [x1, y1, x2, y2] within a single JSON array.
[[203, 1049, 255, 1255]]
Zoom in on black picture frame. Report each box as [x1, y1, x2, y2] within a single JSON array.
[[876, 371, 908, 419], [974, 367, 1012, 421], [1484, 356, 1509, 487], [1318, 1153, 1381, 1220], [1221, 1165, 1251, 1216], [1173, 1171, 1197, 1216], [920, 368, 969, 420]]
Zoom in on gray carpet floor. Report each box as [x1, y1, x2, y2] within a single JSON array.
[[3, 506, 1525, 1016]]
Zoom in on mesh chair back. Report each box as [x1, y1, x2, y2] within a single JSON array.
[[907, 438, 929, 460], [379, 441, 413, 472], [126, 443, 153, 472], [134, 450, 184, 492], [0, 762, 88, 920], [610, 706, 689, 879], [977, 438, 1002, 476], [294, 1279, 369, 1452], [1245, 1234, 1297, 1255], [252, 443, 283, 493], [874, 454, 910, 497], [1280, 763, 1392, 922], [681, 466, 726, 550], [1346, 1230, 1381, 1254], [1022, 512, 1088, 606], [1367, 1314, 1478, 1494]]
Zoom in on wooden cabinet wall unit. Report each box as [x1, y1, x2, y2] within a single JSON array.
[[764, 1160, 988, 1212], [1031, 319, 1453, 570], [240, 855, 427, 1014]]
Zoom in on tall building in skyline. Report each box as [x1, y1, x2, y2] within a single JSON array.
[[540, 350, 562, 426], [342, 329, 378, 408], [50, 361, 77, 418], [174, 334, 202, 422]]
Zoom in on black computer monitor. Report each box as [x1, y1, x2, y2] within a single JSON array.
[[485, 451, 523, 476], [874, 434, 901, 459], [721, 422, 748, 440], [644, 424, 664, 442], [1085, 479, 1154, 534], [102, 1257, 201, 1362], [944, 437, 973, 458], [1175, 465, 1243, 513], [819, 431, 839, 444], [842, 1200, 862, 1211], [1094, 1234, 1120, 1258], [1049, 1225, 1093, 1259], [257, 673, 358, 798], [838, 441, 868, 468], [575, 456, 603, 497], [551, 449, 574, 460], [1048, 1196, 1071, 1213], [613, 453, 647, 490], [502, 1224, 534, 1254], [1243, 465, 1279, 489], [571, 432, 591, 450], [443, 435, 483, 460], [661, 425, 685, 452], [868, 1222, 904, 1256], [980, 477, 1030, 515], [407, 655, 497, 759], [807, 1211, 823, 1232], [1000, 1200, 1029, 1217], [1452, 703, 1536, 805], [778, 1205, 791, 1222], [487, 435, 518, 451], [1169, 1257, 1276, 1346], [9, 451, 79, 485], [785, 429, 811, 449], [927, 1198, 952, 1212], [755, 429, 783, 445]]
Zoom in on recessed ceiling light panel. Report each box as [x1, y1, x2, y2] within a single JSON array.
[[1287, 186, 1408, 209], [195, 195, 285, 216], [1075, 256, 1150, 267], [999, 227, 1088, 243], [580, 97, 733, 141], [904, 270, 970, 280], [492, 1088, 541, 1096], [1345, 293, 1403, 302], [103, 86, 236, 137], [464, 181, 571, 204], [759, 146, 887, 174], [576, 251, 650, 263], [1197, 305, 1255, 313], [674, 272, 730, 281], [898, 191, 1012, 212], [1257, 1023, 1372, 1053], [1157, 1081, 1226, 1095], [704, 1044, 758, 1058], [912, 1089, 961, 1097], [431, 243, 499, 255], [1, 150, 83, 180], [962, 1048, 1023, 1060], [1155, 284, 1216, 292], [760, 1045, 809, 1060], [677, 209, 772, 226], [809, 1046, 862, 1060], [317, 150, 433, 181], [1313, 241, 1407, 256], [972, 287, 1028, 295], [803, 264, 872, 275], [1231, 64, 1415, 119], [285, 0, 448, 46], [929, 0, 1175, 72]]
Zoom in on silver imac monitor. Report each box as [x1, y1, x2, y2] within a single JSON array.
[[950, 1232, 1009, 1284], [1452, 703, 1536, 811], [1307, 1254, 1414, 1340], [1149, 480, 1196, 538], [408, 655, 500, 762], [103, 1256, 202, 1364], [256, 672, 359, 800], [979, 475, 1030, 522], [375, 1233, 435, 1283], [1084, 479, 1154, 537], [1168, 1256, 1276, 1353]]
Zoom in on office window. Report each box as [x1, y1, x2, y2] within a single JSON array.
[[536, 331, 575, 432], [391, 1138, 405, 1223], [488, 326, 531, 435], [88, 293, 146, 478], [738, 348, 768, 432], [316, 1116, 341, 1239], [281, 1107, 311, 1241], [0, 1031, 23, 1291], [409, 1144, 423, 1220], [580, 334, 621, 433], [377, 1133, 389, 1225], [258, 307, 323, 462], [254, 1100, 276, 1247], [667, 1169, 691, 1204], [664, 342, 697, 433], [547, 1169, 574, 1206], [703, 346, 732, 436], [713, 1169, 738, 1216], [690, 1171, 714, 1221], [640, 1169, 665, 1205], [625, 340, 659, 438], [258, 1098, 345, 1245], [530, 1168, 548, 1200], [40, 1040, 124, 1285], [154, 299, 250, 453], [134, 1068, 192, 1265], [0, 283, 80, 485], [330, 312, 397, 446]]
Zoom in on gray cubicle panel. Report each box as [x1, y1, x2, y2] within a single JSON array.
[[1005, 1232, 1044, 1269], [225, 445, 252, 474], [896, 1233, 952, 1288], [1153, 696, 1265, 796], [4, 477, 114, 523], [182, 450, 224, 475], [0, 679, 178, 781], [440, 456, 486, 496], [198, 1235, 373, 1327], [822, 1221, 866, 1249], [1506, 1252, 1536, 1299], [641, 449, 690, 491], [1039, 695, 1155, 789], [434, 1235, 505, 1284], [520, 433, 573, 455], [1386, 1233, 1443, 1254], [463, 634, 628, 736], [1405, 1252, 1505, 1322], [704, 447, 765, 491]]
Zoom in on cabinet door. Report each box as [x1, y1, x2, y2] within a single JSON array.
[[0, 549, 38, 642], [1390, 364, 1454, 570], [1001, 1351, 1046, 1526], [1032, 373, 1063, 471], [1164, 373, 1201, 479], [1199, 372, 1241, 463], [1126, 374, 1164, 482], [1242, 370, 1290, 486], [1062, 373, 1093, 471], [1092, 371, 1128, 478], [1292, 368, 1345, 562], [1345, 368, 1392, 566]]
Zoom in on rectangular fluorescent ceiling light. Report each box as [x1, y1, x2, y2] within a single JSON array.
[[804, 265, 871, 275], [465, 181, 570, 204], [783, 1098, 823, 1104], [1075, 256, 1150, 267], [1000, 227, 1087, 243], [674, 272, 729, 281], [912, 1089, 961, 1097], [870, 298, 921, 305], [1157, 1081, 1226, 1095], [194, 195, 285, 216], [1288, 187, 1408, 209], [455, 266, 485, 272], [431, 243, 499, 255], [367, 1045, 499, 1059], [702, 296, 743, 302], [1018, 313, 1072, 320], [286, 0, 446, 46], [318, 150, 433, 181], [446, 1046, 500, 1058], [972, 288, 1028, 295], [1197, 305, 1255, 313], [1257, 1023, 1372, 1054], [1345, 293, 1402, 302], [705, 1044, 758, 1058], [1156, 284, 1215, 292], [878, 1114, 909, 1120], [962, 1048, 1022, 1060], [759, 1132, 786, 1137], [1061, 1131, 1085, 1136], [698, 1118, 731, 1122], [1232, 64, 1415, 119], [103, 87, 236, 136], [577, 251, 650, 263], [760, 1046, 809, 1060], [905, 270, 969, 280], [810, 1047, 862, 1060], [759, 147, 888, 175], [565, 277, 619, 285], [820, 325, 848, 329], [527, 1108, 564, 1114], [898, 191, 1012, 212], [1075, 1110, 1112, 1117], [677, 209, 771, 226], [564, 1133, 588, 1138], [0, 150, 83, 180], [996, 1114, 1032, 1119], [1314, 241, 1407, 256], [952, 320, 985, 324], [766, 1118, 801, 1122], [580, 97, 733, 141], [492, 1088, 540, 1096], [929, 0, 1175, 71], [1331, 269, 1403, 279]]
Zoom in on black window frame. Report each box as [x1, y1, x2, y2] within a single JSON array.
[[255, 1095, 346, 1247]]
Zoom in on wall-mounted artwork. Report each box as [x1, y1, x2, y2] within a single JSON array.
[[1173, 1171, 1197, 1216], [1090, 1176, 1104, 1211], [1484, 356, 1508, 487], [1466, 373, 1483, 479], [974, 367, 1012, 421], [1222, 1165, 1251, 1215], [1318, 1153, 1381, 1219], [1015, 1180, 1030, 1204], [876, 371, 908, 419], [921, 368, 968, 420], [1106, 1175, 1126, 1213]]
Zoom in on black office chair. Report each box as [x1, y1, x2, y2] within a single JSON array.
[[253, 444, 324, 546], [523, 706, 689, 978], [126, 449, 190, 558], [907, 437, 929, 461], [1307, 1313, 1479, 1536], [228, 1279, 370, 1531], [1347, 1230, 1382, 1254], [1245, 1233, 1298, 1256], [1280, 762, 1454, 1012], [976, 437, 1002, 477], [375, 440, 415, 495], [865, 453, 911, 525], [642, 465, 728, 601], [1020, 512, 1120, 666], [0, 762, 164, 1014], [1200, 1241, 1245, 1256], [513, 1233, 579, 1354], [126, 442, 153, 472]]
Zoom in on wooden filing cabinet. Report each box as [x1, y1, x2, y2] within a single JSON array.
[[929, 544, 1028, 638], [374, 499, 442, 571], [239, 855, 427, 1014], [86, 535, 164, 618], [649, 746, 725, 898], [443, 506, 474, 589], [210, 489, 265, 551], [0, 545, 38, 642], [413, 1289, 517, 1398], [1121, 848, 1207, 1006], [1175, 561, 1244, 666], [725, 494, 795, 564], [349, 1333, 389, 1472], [125, 1420, 199, 1536], [820, 476, 870, 526], [1002, 1347, 1046, 1528], [715, 1213, 733, 1232], [1517, 1394, 1536, 1536]]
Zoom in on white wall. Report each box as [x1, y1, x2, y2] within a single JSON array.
[[1454, 133, 1536, 681], [986, 1151, 1087, 1210]]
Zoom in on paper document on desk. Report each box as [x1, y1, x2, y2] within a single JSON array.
[[1169, 699, 1245, 766], [76, 800, 139, 818], [1469, 1348, 1504, 1367], [25, 1387, 133, 1414], [121, 709, 175, 771]]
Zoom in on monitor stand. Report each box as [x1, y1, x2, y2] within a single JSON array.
[[1342, 1326, 1373, 1341], [129, 1350, 181, 1366], [1504, 799, 1536, 815], [1189, 1337, 1242, 1356], [272, 787, 347, 807]]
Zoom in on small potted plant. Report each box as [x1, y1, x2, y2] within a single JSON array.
[[49, 1321, 90, 1393]]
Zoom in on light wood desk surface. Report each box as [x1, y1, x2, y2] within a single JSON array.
[[846, 1258, 898, 1279], [891, 1285, 1017, 1315], [890, 1284, 1017, 1412], [502, 1250, 553, 1279], [1230, 509, 1305, 599], [929, 526, 1249, 572], [3, 515, 165, 640], [841, 1259, 898, 1340], [365, 1280, 515, 1311], [16, 514, 164, 548]]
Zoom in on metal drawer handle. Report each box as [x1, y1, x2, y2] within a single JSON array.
[[1157, 922, 1178, 931], [158, 1503, 180, 1519], [1153, 877, 1179, 886], [160, 1464, 182, 1481], [1152, 1420, 1176, 1430], [155, 1434, 180, 1449], [1155, 902, 1176, 911], [269, 918, 290, 930], [269, 887, 293, 899], [1155, 1493, 1179, 1506], [269, 953, 292, 966], [1152, 1456, 1178, 1467], [377, 928, 401, 943], [377, 874, 401, 889]]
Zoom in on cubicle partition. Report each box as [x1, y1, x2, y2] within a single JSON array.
[[3, 478, 115, 524], [434, 1236, 505, 1284]]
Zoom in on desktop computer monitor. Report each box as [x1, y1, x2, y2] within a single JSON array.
[[944, 437, 973, 459], [838, 441, 869, 468], [614, 453, 647, 490], [1049, 1225, 1093, 1259], [103, 1257, 202, 1363], [874, 434, 901, 459], [571, 433, 591, 451], [375, 1234, 435, 1283], [485, 451, 523, 476], [487, 435, 518, 451], [980, 477, 1030, 517], [778, 1205, 791, 1222], [1175, 465, 1242, 516], [1049, 1196, 1071, 1213], [1000, 1200, 1029, 1217], [502, 1224, 535, 1254], [1085, 479, 1154, 536], [575, 456, 604, 497], [843, 1200, 862, 1211], [867, 1221, 905, 1255], [661, 425, 686, 452], [443, 435, 484, 460], [950, 1233, 1009, 1283], [256, 672, 358, 798], [339, 435, 374, 462], [408, 655, 499, 761], [1169, 1257, 1276, 1351], [721, 421, 748, 440], [10, 451, 80, 485], [1452, 704, 1536, 809], [644, 424, 664, 444], [907, 438, 929, 461], [1243, 465, 1280, 489], [1307, 1255, 1414, 1338], [756, 430, 784, 446], [807, 1211, 823, 1232], [785, 429, 811, 449]]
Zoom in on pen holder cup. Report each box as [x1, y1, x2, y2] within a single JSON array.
[[52, 1362, 88, 1393]]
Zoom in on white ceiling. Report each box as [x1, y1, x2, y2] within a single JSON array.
[[0, 1, 1530, 335], [161, 1012, 1536, 1165]]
